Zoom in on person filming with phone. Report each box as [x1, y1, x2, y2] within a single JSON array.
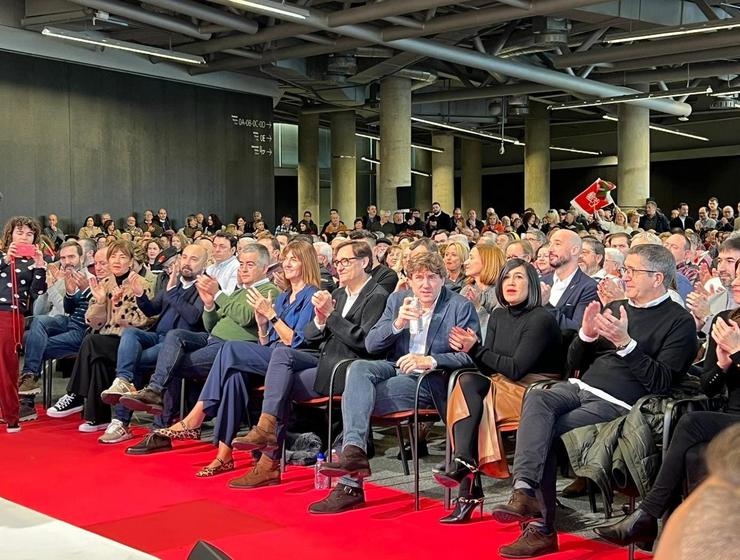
[[0, 216, 47, 433]]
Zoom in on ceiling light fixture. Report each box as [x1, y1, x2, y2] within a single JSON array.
[[226, 0, 309, 20], [549, 86, 713, 111], [411, 116, 520, 144], [548, 146, 602, 155], [41, 26, 206, 65], [605, 18, 740, 44], [361, 157, 432, 177], [602, 115, 709, 141], [355, 132, 445, 153]]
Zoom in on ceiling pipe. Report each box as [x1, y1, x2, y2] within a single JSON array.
[[142, 0, 258, 35], [554, 28, 740, 68], [597, 61, 740, 85], [325, 0, 469, 27], [412, 82, 556, 104], [178, 23, 314, 54], [593, 45, 740, 73], [65, 0, 211, 40]]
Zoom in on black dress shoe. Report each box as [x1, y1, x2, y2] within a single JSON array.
[[125, 433, 173, 455], [440, 475, 484, 524], [319, 445, 371, 478], [433, 457, 478, 489], [594, 508, 658, 547]]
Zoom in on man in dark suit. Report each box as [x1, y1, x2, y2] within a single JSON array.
[[540, 229, 598, 332], [349, 230, 398, 294], [309, 251, 480, 514], [226, 240, 389, 488], [638, 200, 671, 233], [669, 202, 694, 231]]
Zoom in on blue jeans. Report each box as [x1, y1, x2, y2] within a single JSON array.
[[114, 328, 165, 423], [148, 329, 213, 392], [22, 315, 87, 377], [338, 359, 435, 489]]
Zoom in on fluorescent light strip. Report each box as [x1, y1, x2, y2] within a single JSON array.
[[41, 27, 206, 65], [605, 19, 740, 44], [548, 146, 602, 155], [355, 132, 445, 153], [549, 86, 712, 111], [602, 115, 709, 141], [361, 157, 431, 177], [227, 0, 308, 20], [411, 116, 520, 144], [709, 88, 740, 97]]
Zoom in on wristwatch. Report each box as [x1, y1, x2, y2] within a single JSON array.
[[615, 339, 632, 351], [269, 315, 279, 324]]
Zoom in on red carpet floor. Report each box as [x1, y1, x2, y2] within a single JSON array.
[[0, 410, 649, 559]]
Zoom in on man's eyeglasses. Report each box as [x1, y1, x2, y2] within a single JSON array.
[[618, 266, 658, 277], [332, 257, 360, 269]]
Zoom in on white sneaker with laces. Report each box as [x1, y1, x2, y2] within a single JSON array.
[[98, 419, 133, 444], [100, 377, 137, 405], [78, 421, 109, 433]]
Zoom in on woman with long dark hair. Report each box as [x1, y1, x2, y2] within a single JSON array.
[[435, 259, 562, 523], [204, 214, 223, 235], [0, 217, 47, 432]]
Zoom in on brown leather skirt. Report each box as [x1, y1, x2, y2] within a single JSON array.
[[447, 373, 558, 479]]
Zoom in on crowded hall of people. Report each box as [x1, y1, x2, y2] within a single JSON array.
[[2, 2, 740, 559]]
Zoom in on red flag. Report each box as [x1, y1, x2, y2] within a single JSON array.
[[571, 179, 616, 214]]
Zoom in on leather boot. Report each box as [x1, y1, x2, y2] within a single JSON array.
[[594, 508, 658, 547], [319, 445, 371, 478], [232, 413, 278, 451], [499, 522, 559, 559], [491, 489, 543, 524], [228, 454, 281, 489]]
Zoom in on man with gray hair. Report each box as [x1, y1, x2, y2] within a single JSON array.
[[603, 247, 625, 280], [578, 237, 606, 280], [313, 241, 336, 293], [523, 228, 547, 255], [492, 243, 697, 558]]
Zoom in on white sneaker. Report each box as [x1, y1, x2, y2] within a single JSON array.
[[78, 421, 109, 433], [98, 419, 133, 444], [100, 377, 137, 405]]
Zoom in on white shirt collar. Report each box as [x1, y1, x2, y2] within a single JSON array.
[[345, 276, 371, 299], [628, 291, 670, 309], [553, 267, 578, 287]]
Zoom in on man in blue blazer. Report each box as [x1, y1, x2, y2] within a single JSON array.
[[309, 251, 480, 514], [540, 229, 598, 333]]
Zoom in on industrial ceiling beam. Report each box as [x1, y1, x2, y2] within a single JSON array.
[[142, 0, 258, 35]]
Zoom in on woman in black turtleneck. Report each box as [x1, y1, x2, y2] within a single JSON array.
[[595, 261, 740, 549], [434, 259, 562, 523], [48, 240, 153, 433]]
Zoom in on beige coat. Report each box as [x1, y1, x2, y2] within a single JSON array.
[[85, 273, 154, 336]]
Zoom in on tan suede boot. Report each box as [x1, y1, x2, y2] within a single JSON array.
[[231, 413, 278, 451], [228, 454, 281, 489]]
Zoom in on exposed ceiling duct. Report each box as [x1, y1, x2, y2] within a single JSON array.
[[141, 0, 258, 35]]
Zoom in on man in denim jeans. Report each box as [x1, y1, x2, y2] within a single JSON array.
[[309, 251, 479, 514], [96, 244, 208, 444]]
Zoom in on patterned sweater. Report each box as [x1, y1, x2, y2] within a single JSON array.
[[0, 253, 47, 315], [85, 272, 154, 336]]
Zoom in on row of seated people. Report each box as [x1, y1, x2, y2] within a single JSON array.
[[4, 215, 739, 558]]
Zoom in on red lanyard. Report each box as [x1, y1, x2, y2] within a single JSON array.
[[9, 256, 23, 353]]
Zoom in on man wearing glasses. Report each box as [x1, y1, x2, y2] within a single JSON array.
[[491, 244, 697, 558]]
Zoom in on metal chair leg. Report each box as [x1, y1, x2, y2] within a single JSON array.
[[179, 378, 186, 420], [628, 496, 636, 560], [396, 424, 410, 476], [280, 440, 287, 473]]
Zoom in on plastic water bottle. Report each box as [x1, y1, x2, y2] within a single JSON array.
[[408, 296, 423, 336], [314, 453, 329, 490]]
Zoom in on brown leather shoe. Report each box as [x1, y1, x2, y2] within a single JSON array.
[[308, 483, 365, 514], [232, 413, 278, 452], [318, 445, 371, 478], [228, 454, 281, 489], [499, 522, 559, 558], [561, 476, 589, 498], [491, 489, 543, 524]]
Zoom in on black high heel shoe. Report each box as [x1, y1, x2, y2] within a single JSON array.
[[433, 457, 478, 488], [440, 476, 484, 524]]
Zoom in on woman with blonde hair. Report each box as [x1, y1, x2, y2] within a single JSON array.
[[154, 240, 320, 477], [443, 240, 469, 291], [461, 243, 505, 339]]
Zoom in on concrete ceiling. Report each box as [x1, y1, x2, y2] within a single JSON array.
[[6, 0, 740, 163]]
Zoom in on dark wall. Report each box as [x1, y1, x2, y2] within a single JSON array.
[[0, 52, 274, 232], [482, 156, 740, 216]]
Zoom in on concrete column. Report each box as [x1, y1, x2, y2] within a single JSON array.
[[524, 101, 550, 215], [414, 149, 432, 212], [461, 138, 482, 213], [330, 110, 357, 224], [297, 112, 320, 221], [379, 77, 412, 212], [432, 133, 454, 212], [617, 103, 650, 209]]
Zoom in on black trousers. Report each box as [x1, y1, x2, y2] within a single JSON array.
[[452, 373, 490, 463], [640, 411, 739, 518], [512, 382, 626, 528], [67, 333, 120, 424]]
